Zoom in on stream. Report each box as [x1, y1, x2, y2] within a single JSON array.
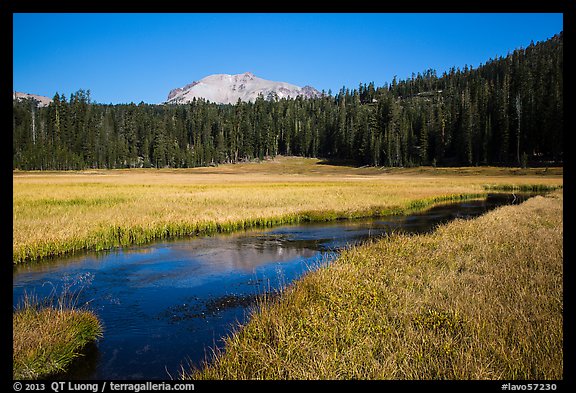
[[12, 193, 535, 379]]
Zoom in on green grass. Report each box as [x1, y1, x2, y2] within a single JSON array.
[[483, 184, 563, 192], [14, 192, 486, 264], [13, 295, 103, 380], [12, 157, 563, 379], [13, 157, 563, 264], [185, 190, 563, 380]]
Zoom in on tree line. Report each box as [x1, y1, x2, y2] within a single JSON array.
[[13, 33, 562, 170]]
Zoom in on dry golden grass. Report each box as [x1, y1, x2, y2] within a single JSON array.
[[187, 190, 563, 380], [13, 157, 563, 263], [13, 302, 102, 379]]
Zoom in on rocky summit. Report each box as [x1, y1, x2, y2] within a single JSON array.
[[166, 72, 321, 105], [13, 92, 53, 108]]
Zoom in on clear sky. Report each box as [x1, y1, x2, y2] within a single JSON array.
[[13, 13, 563, 105]]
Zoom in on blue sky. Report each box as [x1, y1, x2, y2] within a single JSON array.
[[13, 13, 563, 104]]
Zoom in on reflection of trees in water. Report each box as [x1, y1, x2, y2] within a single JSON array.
[[393, 192, 537, 234], [184, 194, 537, 273]]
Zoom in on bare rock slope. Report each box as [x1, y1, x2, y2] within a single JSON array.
[[166, 72, 321, 105], [13, 92, 53, 107]]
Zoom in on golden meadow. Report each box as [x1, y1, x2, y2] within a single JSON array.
[[13, 156, 562, 264], [187, 190, 563, 379], [13, 157, 563, 379]]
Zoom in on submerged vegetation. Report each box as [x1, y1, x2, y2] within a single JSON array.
[[12, 157, 562, 379], [12, 159, 562, 380], [12, 24, 563, 382], [12, 158, 563, 264], [187, 190, 563, 379]]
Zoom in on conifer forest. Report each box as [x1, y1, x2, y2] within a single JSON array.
[[13, 33, 562, 170]]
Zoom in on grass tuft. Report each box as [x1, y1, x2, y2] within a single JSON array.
[[13, 279, 103, 380]]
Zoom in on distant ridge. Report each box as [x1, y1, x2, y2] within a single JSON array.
[[166, 72, 321, 105], [13, 92, 52, 107]]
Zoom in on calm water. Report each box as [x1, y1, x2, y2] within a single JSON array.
[[12, 193, 534, 380]]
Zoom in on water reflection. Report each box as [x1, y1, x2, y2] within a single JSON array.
[[12, 193, 536, 379]]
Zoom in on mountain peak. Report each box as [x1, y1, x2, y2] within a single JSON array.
[[13, 91, 52, 107], [166, 72, 321, 105]]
